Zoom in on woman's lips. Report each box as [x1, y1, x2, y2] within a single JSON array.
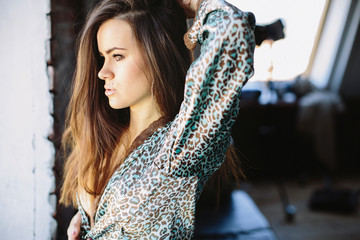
[[105, 88, 115, 96]]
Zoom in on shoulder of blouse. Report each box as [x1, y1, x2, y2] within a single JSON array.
[[184, 0, 256, 51]]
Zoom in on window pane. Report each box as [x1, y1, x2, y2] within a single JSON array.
[[228, 0, 327, 81]]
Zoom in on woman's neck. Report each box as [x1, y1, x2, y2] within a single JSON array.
[[128, 101, 163, 143]]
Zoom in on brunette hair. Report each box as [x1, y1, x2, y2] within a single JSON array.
[[60, 0, 191, 206], [60, 0, 244, 207]]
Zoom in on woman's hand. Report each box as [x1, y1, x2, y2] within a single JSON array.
[[177, 0, 201, 18], [67, 211, 81, 240]]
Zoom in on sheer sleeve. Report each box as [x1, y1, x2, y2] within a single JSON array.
[[155, 0, 256, 177]]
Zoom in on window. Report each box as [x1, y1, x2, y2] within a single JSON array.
[[228, 0, 328, 81]]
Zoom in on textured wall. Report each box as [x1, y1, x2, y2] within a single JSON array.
[[0, 0, 56, 239]]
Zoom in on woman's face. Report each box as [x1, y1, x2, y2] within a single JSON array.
[[97, 19, 152, 110]]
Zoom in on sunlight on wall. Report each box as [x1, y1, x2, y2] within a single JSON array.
[[233, 0, 327, 81], [0, 0, 55, 239]]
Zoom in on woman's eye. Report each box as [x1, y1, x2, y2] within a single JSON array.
[[113, 54, 124, 61]]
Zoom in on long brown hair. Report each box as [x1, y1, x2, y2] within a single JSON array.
[[60, 0, 191, 206], [60, 0, 244, 207]]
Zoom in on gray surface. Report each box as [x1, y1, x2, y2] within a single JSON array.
[[195, 190, 277, 240]]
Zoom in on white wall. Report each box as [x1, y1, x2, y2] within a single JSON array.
[[0, 0, 56, 239]]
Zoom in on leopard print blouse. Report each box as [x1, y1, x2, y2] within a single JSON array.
[[78, 0, 255, 239]]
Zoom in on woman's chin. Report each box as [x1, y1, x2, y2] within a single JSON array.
[[108, 100, 126, 110]]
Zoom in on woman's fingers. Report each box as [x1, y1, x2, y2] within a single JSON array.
[[67, 211, 81, 240]]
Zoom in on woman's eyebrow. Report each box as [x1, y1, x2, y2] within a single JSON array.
[[105, 47, 127, 54]]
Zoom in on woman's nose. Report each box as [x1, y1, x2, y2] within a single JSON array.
[[98, 66, 114, 81]]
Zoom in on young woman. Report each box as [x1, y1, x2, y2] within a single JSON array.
[[60, 0, 255, 239]]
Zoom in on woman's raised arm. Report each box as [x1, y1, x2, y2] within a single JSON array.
[[156, 0, 256, 177]]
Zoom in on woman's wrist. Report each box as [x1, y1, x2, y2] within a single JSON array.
[[190, 0, 201, 12], [177, 0, 202, 18]]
